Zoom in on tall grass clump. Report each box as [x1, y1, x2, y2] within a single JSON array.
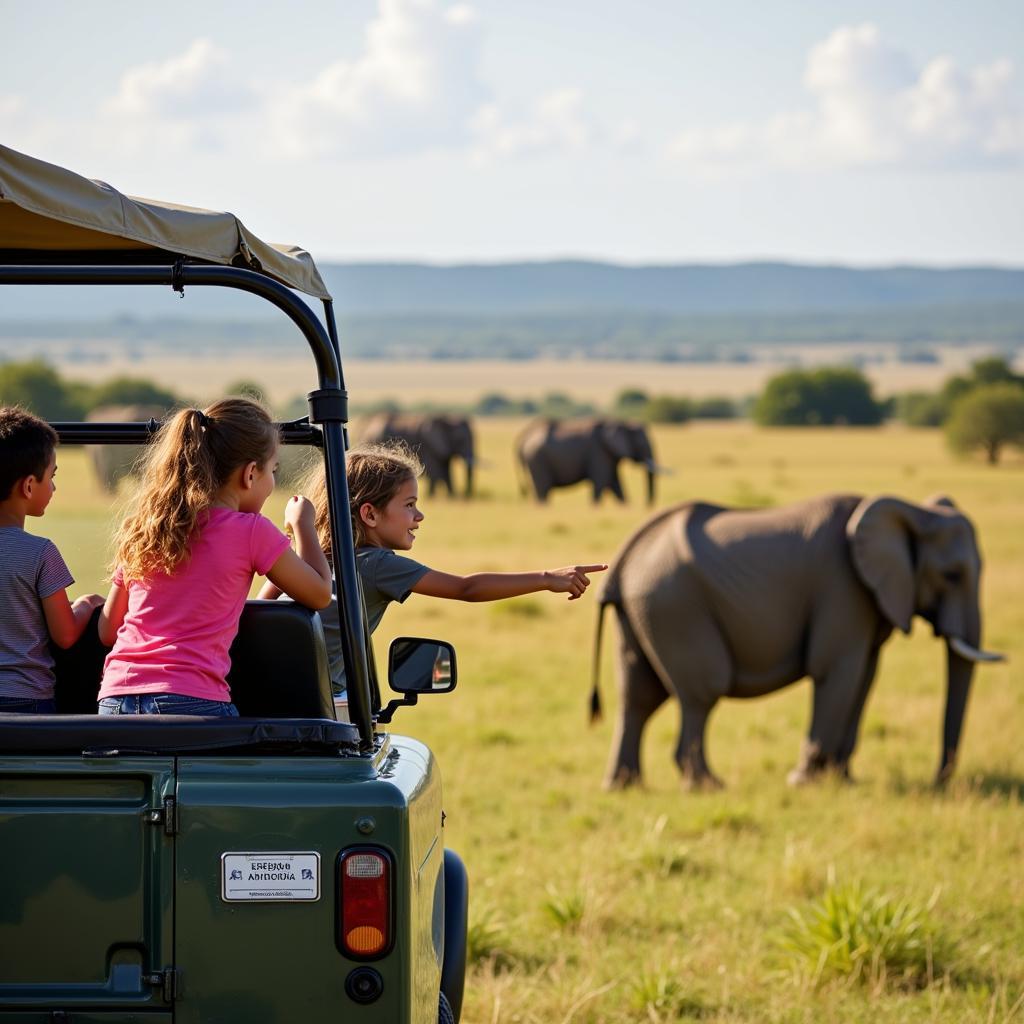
[[777, 879, 951, 990]]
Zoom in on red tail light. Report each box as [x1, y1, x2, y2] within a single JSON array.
[[338, 848, 392, 959]]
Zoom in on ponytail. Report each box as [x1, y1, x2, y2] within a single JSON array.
[[111, 398, 279, 581]]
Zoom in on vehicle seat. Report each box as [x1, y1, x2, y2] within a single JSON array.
[[51, 608, 109, 714], [52, 602, 335, 719], [227, 600, 335, 719]]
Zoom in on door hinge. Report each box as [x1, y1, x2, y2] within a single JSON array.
[[146, 966, 181, 1002], [146, 795, 178, 836]]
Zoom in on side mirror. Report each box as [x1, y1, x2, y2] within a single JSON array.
[[377, 638, 457, 725], [389, 637, 457, 694]]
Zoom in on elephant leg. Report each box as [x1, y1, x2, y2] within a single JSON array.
[[607, 469, 626, 504], [604, 614, 668, 789], [789, 648, 873, 785], [675, 700, 723, 791], [834, 647, 880, 776]]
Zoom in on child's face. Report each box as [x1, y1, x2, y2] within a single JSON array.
[[239, 442, 280, 515], [26, 453, 57, 518], [363, 477, 423, 550]]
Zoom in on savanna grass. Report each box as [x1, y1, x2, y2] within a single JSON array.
[[37, 418, 1024, 1024]]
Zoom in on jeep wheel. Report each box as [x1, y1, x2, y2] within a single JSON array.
[[439, 991, 455, 1024]]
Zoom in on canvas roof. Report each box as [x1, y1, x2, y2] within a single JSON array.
[[0, 145, 330, 300]]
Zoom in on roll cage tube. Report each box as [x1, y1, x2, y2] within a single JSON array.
[[0, 262, 376, 751]]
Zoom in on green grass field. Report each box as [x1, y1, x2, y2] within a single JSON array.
[[38, 421, 1023, 1023]]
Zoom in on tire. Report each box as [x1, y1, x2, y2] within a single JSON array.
[[441, 850, 468, 1021], [439, 991, 455, 1024]]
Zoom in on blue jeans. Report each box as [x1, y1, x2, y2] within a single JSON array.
[[98, 694, 239, 717], [0, 696, 57, 714]]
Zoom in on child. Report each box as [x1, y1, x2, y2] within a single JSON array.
[[97, 398, 333, 716], [0, 407, 105, 713], [259, 442, 606, 707]]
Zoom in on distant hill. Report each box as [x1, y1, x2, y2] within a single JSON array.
[[323, 261, 1024, 316], [1, 260, 1022, 360], [0, 260, 1022, 320]]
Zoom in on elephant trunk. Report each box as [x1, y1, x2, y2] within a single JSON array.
[[937, 643, 975, 786], [646, 463, 656, 506], [464, 458, 474, 499]]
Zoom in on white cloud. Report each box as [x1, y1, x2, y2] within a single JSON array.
[[670, 23, 1024, 171], [472, 89, 644, 160], [96, 38, 258, 157], [104, 38, 254, 120], [269, 0, 487, 158]]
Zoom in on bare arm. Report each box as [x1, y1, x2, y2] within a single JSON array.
[[42, 590, 105, 649], [412, 564, 607, 602], [264, 496, 332, 609], [98, 583, 130, 647]]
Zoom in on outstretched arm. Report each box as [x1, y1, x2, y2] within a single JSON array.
[[412, 564, 607, 602]]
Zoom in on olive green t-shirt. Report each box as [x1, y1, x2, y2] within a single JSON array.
[[320, 547, 431, 697]]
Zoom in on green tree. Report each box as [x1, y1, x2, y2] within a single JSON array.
[[945, 383, 1024, 464], [753, 367, 883, 426], [88, 376, 179, 411], [0, 359, 85, 419]]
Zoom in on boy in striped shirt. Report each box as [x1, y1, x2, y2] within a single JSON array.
[[0, 407, 103, 713]]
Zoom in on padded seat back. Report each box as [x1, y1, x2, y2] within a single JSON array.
[[52, 602, 334, 719], [227, 600, 335, 719]]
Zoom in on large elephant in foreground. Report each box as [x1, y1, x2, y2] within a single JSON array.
[[592, 493, 1004, 790], [516, 418, 660, 504], [360, 413, 476, 498], [86, 404, 166, 493]]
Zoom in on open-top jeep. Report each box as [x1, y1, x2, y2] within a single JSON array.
[[0, 145, 468, 1024]]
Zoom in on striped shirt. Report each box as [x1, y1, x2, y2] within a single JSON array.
[[0, 526, 74, 699]]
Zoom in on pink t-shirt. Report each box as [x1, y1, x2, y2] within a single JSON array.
[[99, 508, 290, 702]]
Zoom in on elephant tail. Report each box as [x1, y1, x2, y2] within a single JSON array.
[[590, 598, 612, 723]]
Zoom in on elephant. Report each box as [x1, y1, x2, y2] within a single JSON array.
[[591, 493, 1004, 790], [516, 418, 660, 504], [86, 404, 166, 493], [359, 413, 476, 498]]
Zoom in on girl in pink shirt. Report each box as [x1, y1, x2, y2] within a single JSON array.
[[97, 398, 332, 716]]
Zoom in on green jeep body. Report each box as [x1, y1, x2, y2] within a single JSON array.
[[0, 144, 467, 1023]]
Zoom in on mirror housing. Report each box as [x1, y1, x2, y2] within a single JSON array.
[[377, 638, 457, 725]]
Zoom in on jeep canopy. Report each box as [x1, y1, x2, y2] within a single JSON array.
[[0, 143, 330, 300]]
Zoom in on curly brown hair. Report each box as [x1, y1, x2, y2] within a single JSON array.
[[300, 441, 423, 557], [111, 397, 279, 581]]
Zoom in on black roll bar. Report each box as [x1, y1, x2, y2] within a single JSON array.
[[0, 262, 375, 751]]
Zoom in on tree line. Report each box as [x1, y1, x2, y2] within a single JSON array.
[[3, 355, 1022, 464]]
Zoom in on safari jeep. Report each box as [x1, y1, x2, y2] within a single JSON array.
[[0, 145, 468, 1023]]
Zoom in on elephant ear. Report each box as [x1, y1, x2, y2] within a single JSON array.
[[418, 419, 448, 459], [598, 421, 632, 460], [847, 496, 928, 634]]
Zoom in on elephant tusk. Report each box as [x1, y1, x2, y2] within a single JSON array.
[[645, 460, 673, 475], [948, 636, 1006, 663]]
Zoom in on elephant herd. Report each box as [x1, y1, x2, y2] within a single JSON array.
[[85, 406, 1004, 790], [88, 407, 662, 504]]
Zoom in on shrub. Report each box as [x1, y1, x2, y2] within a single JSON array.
[[896, 391, 948, 427], [753, 367, 884, 426], [777, 881, 950, 989], [88, 376, 178, 411], [691, 396, 737, 420], [0, 359, 86, 419], [945, 383, 1024, 464]]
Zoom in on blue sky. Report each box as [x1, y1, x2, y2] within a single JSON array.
[[3, 1, 1022, 265]]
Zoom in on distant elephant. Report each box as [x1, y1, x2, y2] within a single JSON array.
[[359, 413, 475, 498], [592, 493, 1004, 790], [86, 404, 166, 493], [516, 418, 660, 504]]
